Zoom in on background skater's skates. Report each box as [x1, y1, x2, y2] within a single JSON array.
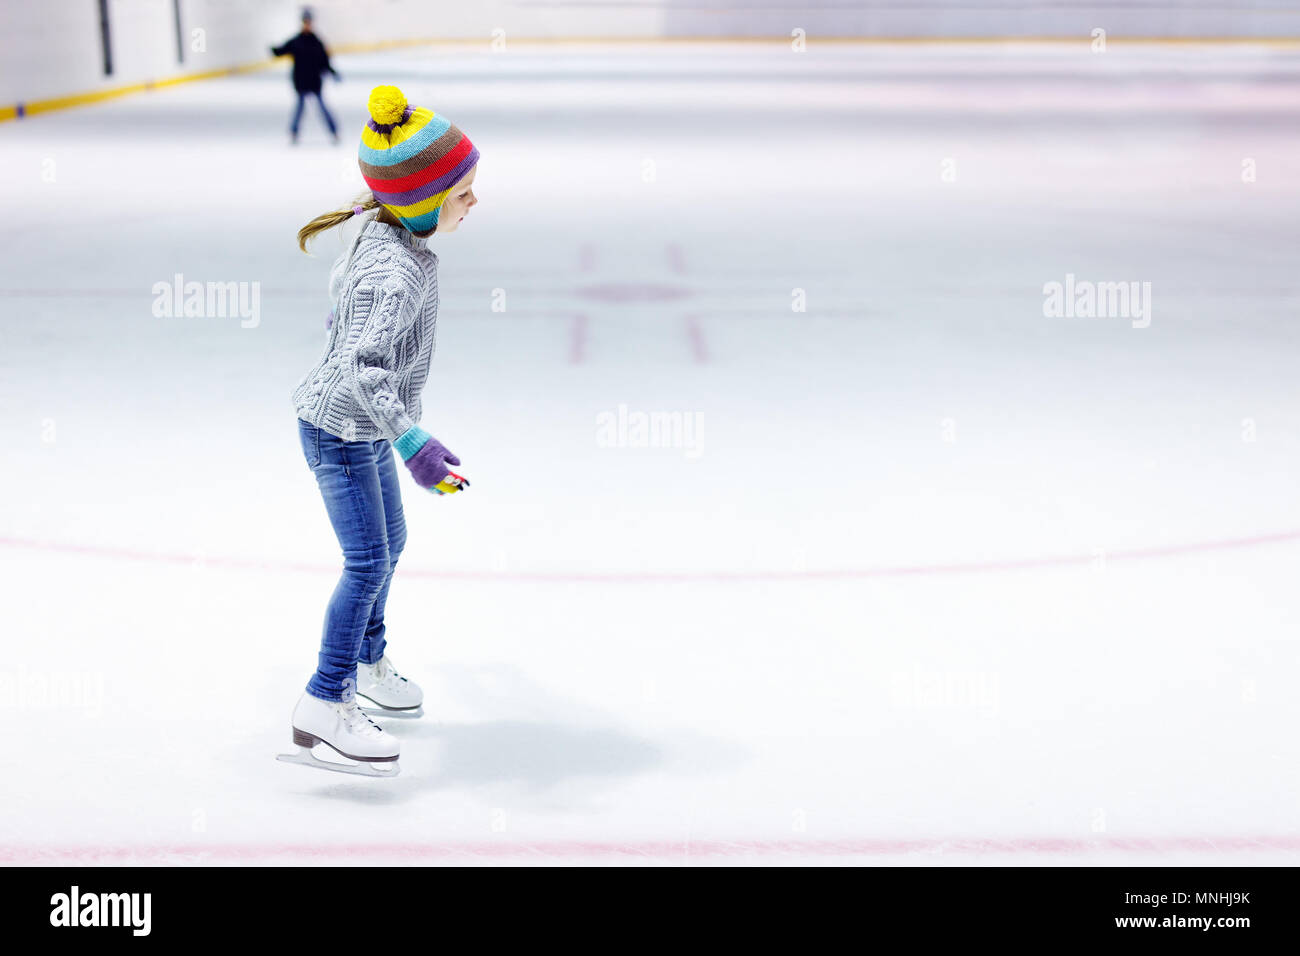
[[277, 692, 400, 777], [357, 656, 424, 719]]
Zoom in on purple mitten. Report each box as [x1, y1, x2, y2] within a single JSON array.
[[393, 425, 460, 491]]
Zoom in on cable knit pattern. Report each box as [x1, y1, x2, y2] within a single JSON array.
[[292, 220, 438, 442]]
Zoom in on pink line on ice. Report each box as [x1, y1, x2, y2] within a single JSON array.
[[665, 241, 686, 275], [476, 307, 589, 364], [684, 313, 709, 363], [1, 835, 1298, 864], [569, 312, 589, 364], [0, 529, 1297, 583]]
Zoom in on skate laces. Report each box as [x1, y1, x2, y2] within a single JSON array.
[[338, 698, 384, 737], [372, 656, 406, 687]]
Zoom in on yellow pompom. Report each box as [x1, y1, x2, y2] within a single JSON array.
[[367, 85, 408, 125]]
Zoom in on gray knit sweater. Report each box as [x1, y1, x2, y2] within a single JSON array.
[[292, 219, 438, 443]]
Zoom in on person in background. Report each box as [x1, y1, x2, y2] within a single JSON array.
[[271, 8, 340, 144]]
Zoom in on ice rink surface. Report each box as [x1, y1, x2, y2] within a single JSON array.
[[1, 41, 1298, 865]]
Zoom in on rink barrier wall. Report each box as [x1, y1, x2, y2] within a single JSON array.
[[0, 60, 277, 122], [5, 34, 1300, 125]]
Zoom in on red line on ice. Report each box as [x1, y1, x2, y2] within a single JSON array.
[[1, 835, 1297, 864], [0, 529, 1296, 583]]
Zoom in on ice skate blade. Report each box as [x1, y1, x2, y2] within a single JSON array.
[[276, 745, 401, 778], [359, 702, 424, 720]]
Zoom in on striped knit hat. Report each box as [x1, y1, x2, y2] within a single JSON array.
[[359, 85, 479, 236]]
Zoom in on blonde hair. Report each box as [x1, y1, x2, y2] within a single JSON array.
[[297, 193, 399, 253]]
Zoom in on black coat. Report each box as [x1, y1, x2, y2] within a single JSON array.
[[271, 32, 336, 93]]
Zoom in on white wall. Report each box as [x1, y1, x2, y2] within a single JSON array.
[[0, 0, 294, 104], [110, 0, 179, 83], [662, 1, 1300, 39], [1, 1, 106, 104], [1, 1, 1295, 107], [181, 0, 298, 73], [300, 0, 663, 47], [0, 0, 663, 106]]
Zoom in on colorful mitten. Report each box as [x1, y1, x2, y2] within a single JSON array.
[[431, 471, 470, 495], [394, 426, 466, 494]]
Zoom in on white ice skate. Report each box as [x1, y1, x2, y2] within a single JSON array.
[[277, 692, 401, 777], [356, 656, 424, 719]]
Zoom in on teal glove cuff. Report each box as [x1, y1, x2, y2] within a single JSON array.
[[393, 425, 431, 461]]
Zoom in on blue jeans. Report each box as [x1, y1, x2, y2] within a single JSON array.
[[297, 419, 407, 702], [290, 90, 338, 137]]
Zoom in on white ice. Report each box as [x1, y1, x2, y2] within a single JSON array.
[[1, 41, 1298, 865]]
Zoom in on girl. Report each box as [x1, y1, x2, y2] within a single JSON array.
[[282, 85, 479, 777]]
